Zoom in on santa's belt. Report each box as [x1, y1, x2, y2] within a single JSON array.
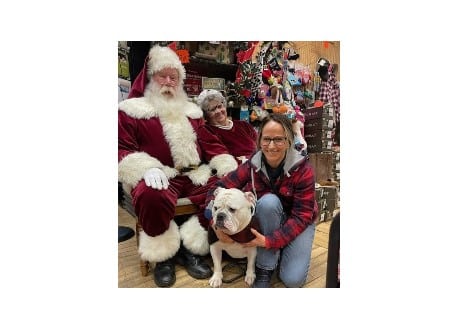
[[176, 165, 200, 173]]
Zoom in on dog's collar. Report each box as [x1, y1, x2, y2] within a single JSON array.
[[208, 217, 261, 245], [229, 217, 261, 243]]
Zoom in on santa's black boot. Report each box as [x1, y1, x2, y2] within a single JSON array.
[[175, 245, 212, 279], [154, 258, 176, 287]]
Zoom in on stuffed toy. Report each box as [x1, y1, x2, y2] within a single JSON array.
[[292, 119, 307, 154]]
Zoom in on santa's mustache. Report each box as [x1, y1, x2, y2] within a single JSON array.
[[144, 80, 188, 103], [159, 85, 175, 96]]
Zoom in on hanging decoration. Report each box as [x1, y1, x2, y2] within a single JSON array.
[[231, 41, 313, 128]]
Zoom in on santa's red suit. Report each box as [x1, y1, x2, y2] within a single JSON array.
[[118, 45, 237, 266]]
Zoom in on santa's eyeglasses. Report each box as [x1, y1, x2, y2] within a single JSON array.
[[155, 73, 178, 85]]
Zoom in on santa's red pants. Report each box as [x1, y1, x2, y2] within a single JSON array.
[[131, 175, 218, 236]]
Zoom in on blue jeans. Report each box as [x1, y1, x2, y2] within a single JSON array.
[[254, 194, 316, 288]]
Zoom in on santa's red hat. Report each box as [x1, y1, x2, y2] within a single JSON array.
[[147, 45, 186, 82], [128, 45, 186, 99]]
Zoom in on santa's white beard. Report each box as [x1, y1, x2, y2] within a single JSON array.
[[144, 80, 190, 117]]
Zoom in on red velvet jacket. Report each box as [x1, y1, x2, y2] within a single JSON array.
[[197, 120, 257, 163]]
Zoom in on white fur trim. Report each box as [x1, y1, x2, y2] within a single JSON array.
[[161, 166, 179, 179], [185, 164, 212, 186], [119, 152, 170, 188], [119, 97, 202, 120], [147, 45, 186, 84], [119, 97, 156, 119], [158, 108, 202, 169], [138, 220, 180, 262], [180, 215, 209, 255], [121, 183, 132, 195], [181, 101, 204, 119], [209, 154, 238, 177]]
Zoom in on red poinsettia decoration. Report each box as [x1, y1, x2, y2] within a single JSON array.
[[236, 41, 258, 63], [240, 89, 251, 98], [176, 49, 190, 64]]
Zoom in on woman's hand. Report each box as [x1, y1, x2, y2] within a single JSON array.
[[215, 228, 234, 244], [242, 228, 267, 248], [237, 156, 248, 163]]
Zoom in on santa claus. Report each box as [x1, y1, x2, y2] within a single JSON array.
[[118, 45, 237, 287]]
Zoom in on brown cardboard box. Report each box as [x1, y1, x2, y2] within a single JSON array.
[[320, 185, 338, 201], [304, 128, 333, 141], [304, 129, 324, 142], [315, 187, 328, 201], [304, 118, 335, 131], [316, 209, 333, 224], [304, 104, 334, 120], [304, 107, 323, 120], [308, 153, 334, 183], [325, 199, 337, 212], [316, 209, 327, 224], [306, 139, 333, 153]]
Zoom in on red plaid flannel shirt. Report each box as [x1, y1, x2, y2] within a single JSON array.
[[205, 150, 317, 249], [318, 71, 340, 123]]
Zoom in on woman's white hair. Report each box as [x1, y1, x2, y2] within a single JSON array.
[[196, 89, 227, 112]]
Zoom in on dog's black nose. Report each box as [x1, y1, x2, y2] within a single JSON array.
[[216, 213, 225, 222]]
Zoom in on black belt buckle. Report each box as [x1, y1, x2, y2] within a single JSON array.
[[180, 167, 194, 173]]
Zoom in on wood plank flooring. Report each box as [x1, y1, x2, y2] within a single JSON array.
[[118, 205, 332, 288]]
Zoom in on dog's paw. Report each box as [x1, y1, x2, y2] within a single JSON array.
[[245, 272, 256, 286], [209, 273, 223, 288]]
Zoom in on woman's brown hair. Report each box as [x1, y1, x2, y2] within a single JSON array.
[[257, 113, 295, 150]]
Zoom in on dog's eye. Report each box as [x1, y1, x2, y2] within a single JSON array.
[[213, 206, 218, 211], [229, 208, 236, 213]]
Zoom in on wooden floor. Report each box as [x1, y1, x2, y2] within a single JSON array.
[[118, 205, 332, 288]]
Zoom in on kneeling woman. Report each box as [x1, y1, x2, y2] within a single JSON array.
[[205, 114, 317, 288]]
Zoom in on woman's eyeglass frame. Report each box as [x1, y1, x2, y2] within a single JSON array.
[[261, 136, 287, 146], [207, 103, 225, 114]]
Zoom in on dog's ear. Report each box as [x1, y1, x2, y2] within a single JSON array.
[[213, 187, 224, 197], [244, 191, 256, 215], [244, 191, 256, 205]]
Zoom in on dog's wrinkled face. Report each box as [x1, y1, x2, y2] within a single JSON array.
[[212, 187, 256, 235]]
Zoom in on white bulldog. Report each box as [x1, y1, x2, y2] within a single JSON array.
[[208, 187, 259, 288]]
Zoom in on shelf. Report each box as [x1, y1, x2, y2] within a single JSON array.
[[184, 57, 238, 81]]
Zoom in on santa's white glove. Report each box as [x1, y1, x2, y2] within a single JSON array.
[[143, 168, 169, 190]]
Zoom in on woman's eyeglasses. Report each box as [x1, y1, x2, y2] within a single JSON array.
[[208, 103, 224, 114], [261, 136, 287, 146]]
